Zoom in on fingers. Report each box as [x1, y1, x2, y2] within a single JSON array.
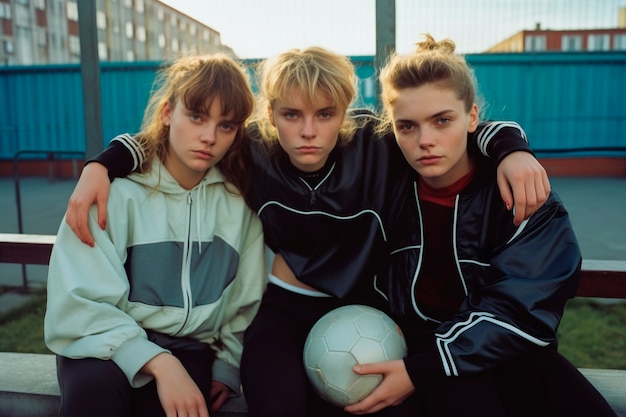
[[209, 381, 230, 414], [162, 398, 207, 417], [158, 387, 209, 417], [346, 359, 415, 415], [346, 361, 403, 414], [163, 405, 206, 417], [64, 163, 112, 246], [209, 389, 229, 414], [352, 362, 383, 375], [66, 197, 95, 247], [95, 193, 108, 231], [76, 204, 95, 246], [535, 166, 551, 210], [344, 388, 387, 415], [162, 404, 177, 417], [517, 162, 551, 223], [541, 169, 551, 196], [514, 174, 534, 226], [496, 171, 513, 212], [497, 151, 551, 226], [147, 354, 210, 417]]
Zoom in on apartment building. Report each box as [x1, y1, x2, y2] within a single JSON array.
[[486, 6, 626, 53], [0, 0, 234, 66], [487, 25, 626, 53]]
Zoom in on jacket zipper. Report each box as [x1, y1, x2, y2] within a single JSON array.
[[298, 162, 337, 206], [411, 190, 430, 321], [452, 195, 469, 296], [176, 192, 194, 335]]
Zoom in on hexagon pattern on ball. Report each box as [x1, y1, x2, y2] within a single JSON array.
[[303, 304, 407, 407]]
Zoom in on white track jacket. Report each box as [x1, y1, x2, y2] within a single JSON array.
[[45, 159, 266, 392]]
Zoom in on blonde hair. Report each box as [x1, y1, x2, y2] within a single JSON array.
[[251, 46, 358, 149], [136, 53, 254, 194], [377, 34, 479, 135]]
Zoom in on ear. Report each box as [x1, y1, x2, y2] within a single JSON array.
[[467, 103, 479, 133], [268, 105, 275, 126], [162, 101, 172, 126]]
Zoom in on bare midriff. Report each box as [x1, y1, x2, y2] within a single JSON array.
[[271, 252, 319, 292]]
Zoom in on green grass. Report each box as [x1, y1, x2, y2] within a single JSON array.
[[558, 298, 626, 369], [1, 289, 625, 370], [0, 289, 51, 354]]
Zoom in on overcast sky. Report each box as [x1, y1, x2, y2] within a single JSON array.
[[161, 0, 626, 58]]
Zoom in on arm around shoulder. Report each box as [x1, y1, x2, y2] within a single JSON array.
[[45, 210, 148, 364]]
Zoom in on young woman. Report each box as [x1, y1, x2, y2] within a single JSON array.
[[44, 54, 266, 417], [62, 47, 550, 416], [343, 34, 616, 417]]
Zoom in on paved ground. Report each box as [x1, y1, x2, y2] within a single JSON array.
[[1, 174, 626, 312]]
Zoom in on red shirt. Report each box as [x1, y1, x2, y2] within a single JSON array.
[[415, 167, 474, 320]]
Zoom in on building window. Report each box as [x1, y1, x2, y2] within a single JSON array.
[[561, 35, 582, 51], [66, 1, 78, 21], [157, 8, 164, 21], [525, 35, 546, 51], [96, 11, 107, 29], [124, 0, 132, 8], [98, 42, 108, 60], [34, 0, 45, 9], [125, 21, 134, 38], [172, 38, 179, 52], [158, 33, 165, 48], [69, 35, 80, 54], [587, 34, 610, 51], [614, 34, 626, 50], [126, 50, 135, 61], [5, 40, 14, 54], [136, 0, 144, 13], [37, 30, 47, 46], [136, 26, 146, 42], [0, 3, 12, 19]]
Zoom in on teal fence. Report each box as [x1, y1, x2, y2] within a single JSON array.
[[0, 52, 625, 160]]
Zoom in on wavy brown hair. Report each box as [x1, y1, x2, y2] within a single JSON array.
[[136, 53, 255, 196]]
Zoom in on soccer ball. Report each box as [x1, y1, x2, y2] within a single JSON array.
[[303, 304, 407, 407]]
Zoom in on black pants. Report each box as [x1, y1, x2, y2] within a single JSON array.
[[240, 284, 411, 417], [56, 342, 215, 417], [240, 284, 617, 417], [241, 284, 347, 417]]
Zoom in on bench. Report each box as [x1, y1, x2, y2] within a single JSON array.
[[1, 233, 625, 417]]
